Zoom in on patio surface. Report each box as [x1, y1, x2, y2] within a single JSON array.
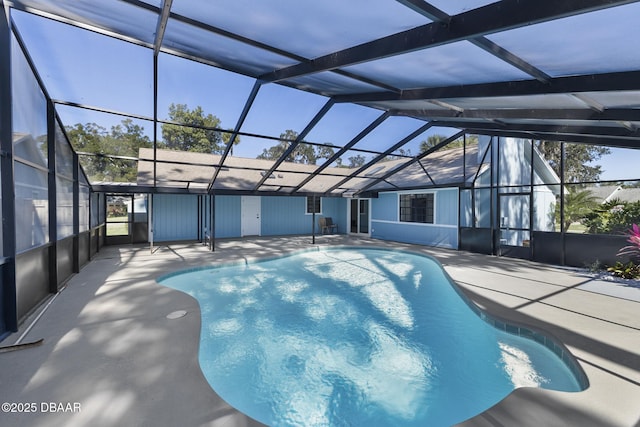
[[1, 235, 639, 427]]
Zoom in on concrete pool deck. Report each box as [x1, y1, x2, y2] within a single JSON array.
[[1, 235, 639, 427]]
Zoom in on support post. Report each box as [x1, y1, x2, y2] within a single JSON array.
[[88, 190, 92, 261], [47, 101, 58, 290], [529, 139, 535, 260], [0, 2, 17, 332], [560, 142, 566, 265], [152, 52, 158, 188], [72, 154, 80, 271], [459, 134, 466, 249], [209, 193, 215, 252], [197, 195, 202, 242], [312, 195, 316, 245], [149, 193, 154, 254], [490, 136, 496, 255]]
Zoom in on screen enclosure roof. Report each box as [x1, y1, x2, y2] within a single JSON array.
[[7, 0, 640, 196]]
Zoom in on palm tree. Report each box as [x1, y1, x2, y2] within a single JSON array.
[[559, 187, 599, 232], [419, 135, 447, 152]]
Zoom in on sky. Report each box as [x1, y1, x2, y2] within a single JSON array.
[[10, 7, 640, 182], [592, 148, 639, 182], [12, 9, 455, 162]]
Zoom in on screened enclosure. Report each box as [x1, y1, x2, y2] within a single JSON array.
[[2, 0, 640, 336]]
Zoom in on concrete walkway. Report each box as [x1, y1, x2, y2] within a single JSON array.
[[1, 236, 638, 427]]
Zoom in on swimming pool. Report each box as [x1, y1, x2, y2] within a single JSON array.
[[159, 247, 587, 426]]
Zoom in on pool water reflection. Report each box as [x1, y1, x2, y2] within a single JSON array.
[[159, 248, 586, 427]]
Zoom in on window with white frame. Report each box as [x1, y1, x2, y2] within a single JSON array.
[[399, 193, 434, 224]]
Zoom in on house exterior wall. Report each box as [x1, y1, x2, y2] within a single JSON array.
[[152, 138, 557, 251], [463, 136, 558, 236], [325, 198, 348, 234], [153, 194, 346, 241], [497, 137, 532, 187], [214, 195, 241, 238], [153, 194, 199, 241], [372, 193, 397, 221], [459, 190, 473, 228], [370, 188, 459, 249], [262, 196, 346, 235], [435, 189, 458, 226], [499, 194, 530, 246], [262, 196, 309, 235], [533, 189, 556, 231]]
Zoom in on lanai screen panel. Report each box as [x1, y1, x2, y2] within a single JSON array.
[[286, 72, 385, 96], [486, 3, 640, 77], [157, 53, 256, 127], [7, 0, 640, 194], [304, 104, 384, 150], [431, 94, 588, 110], [10, 0, 159, 45], [349, 116, 426, 155], [162, 18, 299, 76], [170, 0, 431, 58], [427, 0, 500, 15], [343, 41, 532, 90], [54, 106, 151, 184], [138, 149, 216, 189], [584, 91, 640, 108], [12, 10, 154, 117]]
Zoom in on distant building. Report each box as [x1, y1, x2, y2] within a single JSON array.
[[587, 185, 640, 204]]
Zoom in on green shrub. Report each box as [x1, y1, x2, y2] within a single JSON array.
[[607, 261, 640, 279], [584, 200, 640, 234]]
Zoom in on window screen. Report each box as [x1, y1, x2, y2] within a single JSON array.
[[400, 193, 434, 224], [306, 196, 321, 214]]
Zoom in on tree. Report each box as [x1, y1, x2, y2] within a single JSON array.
[[381, 148, 412, 162], [160, 103, 236, 154], [584, 199, 640, 234], [536, 141, 610, 183], [347, 155, 366, 168], [418, 134, 476, 153], [66, 122, 103, 153], [110, 119, 152, 156], [66, 119, 151, 182], [316, 144, 337, 163], [257, 129, 298, 162], [419, 135, 446, 153], [66, 122, 108, 180], [558, 187, 599, 232], [257, 130, 334, 165]]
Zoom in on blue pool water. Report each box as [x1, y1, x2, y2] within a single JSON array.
[[159, 248, 586, 426]]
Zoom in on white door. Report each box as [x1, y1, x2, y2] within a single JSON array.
[[241, 196, 261, 236]]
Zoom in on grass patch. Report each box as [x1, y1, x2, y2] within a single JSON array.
[[107, 215, 129, 236]]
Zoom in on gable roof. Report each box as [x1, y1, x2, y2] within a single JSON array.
[[137, 145, 485, 196], [587, 185, 640, 203]]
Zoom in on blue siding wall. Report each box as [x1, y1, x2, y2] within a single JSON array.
[[371, 188, 459, 248], [214, 195, 241, 238], [261, 196, 346, 235], [372, 221, 458, 248], [262, 197, 310, 235], [436, 188, 458, 226], [371, 189, 458, 224], [153, 195, 348, 241], [320, 197, 347, 234], [372, 193, 397, 221], [154, 194, 198, 241]]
